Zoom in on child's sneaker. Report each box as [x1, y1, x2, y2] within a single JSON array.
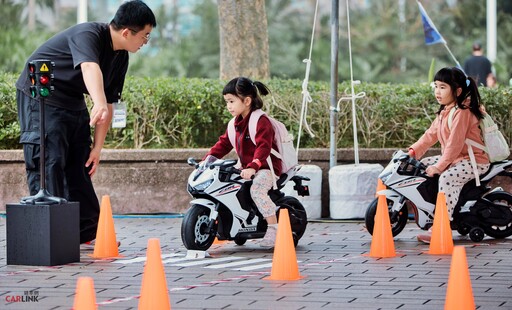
[[417, 233, 431, 244], [417, 228, 432, 244], [260, 225, 277, 249]]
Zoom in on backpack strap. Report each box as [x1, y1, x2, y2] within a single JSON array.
[[247, 109, 264, 145], [229, 109, 279, 189], [227, 118, 236, 149], [465, 138, 486, 186], [248, 109, 279, 189], [447, 106, 485, 186], [447, 106, 457, 130]]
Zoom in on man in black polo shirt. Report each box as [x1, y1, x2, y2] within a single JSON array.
[[16, 0, 156, 244], [463, 41, 494, 87]]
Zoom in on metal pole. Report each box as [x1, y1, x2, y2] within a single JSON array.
[[486, 0, 497, 63], [78, 0, 88, 24], [20, 60, 66, 205], [40, 98, 46, 191], [329, 0, 339, 169]]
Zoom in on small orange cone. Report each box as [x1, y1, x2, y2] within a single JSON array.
[[91, 195, 121, 258], [213, 236, 228, 244], [445, 246, 475, 309], [138, 238, 171, 310], [264, 208, 304, 281], [368, 194, 396, 258], [428, 192, 454, 255], [375, 178, 386, 197], [72, 277, 97, 310]]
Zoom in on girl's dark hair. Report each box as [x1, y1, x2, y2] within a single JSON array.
[[434, 67, 483, 119], [110, 0, 157, 31], [222, 77, 270, 110]]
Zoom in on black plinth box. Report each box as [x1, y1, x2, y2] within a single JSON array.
[[6, 202, 80, 266]]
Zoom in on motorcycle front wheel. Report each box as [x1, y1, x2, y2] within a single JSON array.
[[181, 205, 216, 251], [365, 197, 408, 237]]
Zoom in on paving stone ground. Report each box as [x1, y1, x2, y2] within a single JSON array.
[[1, 215, 511, 310]]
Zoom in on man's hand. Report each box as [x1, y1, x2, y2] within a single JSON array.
[[89, 102, 109, 126], [85, 147, 101, 177]]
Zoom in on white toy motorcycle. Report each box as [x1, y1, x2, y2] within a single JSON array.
[[365, 150, 512, 242], [181, 155, 310, 251]]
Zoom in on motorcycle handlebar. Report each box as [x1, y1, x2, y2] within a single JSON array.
[[188, 157, 254, 180], [409, 157, 427, 170], [225, 167, 242, 175], [397, 154, 428, 176], [224, 167, 256, 180]]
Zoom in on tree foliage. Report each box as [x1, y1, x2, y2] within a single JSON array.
[[1, 0, 511, 85], [1, 73, 511, 150]]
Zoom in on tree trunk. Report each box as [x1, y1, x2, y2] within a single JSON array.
[[217, 0, 270, 80]]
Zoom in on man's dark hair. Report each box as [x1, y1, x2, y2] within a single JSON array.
[[472, 41, 482, 51], [110, 0, 157, 32]]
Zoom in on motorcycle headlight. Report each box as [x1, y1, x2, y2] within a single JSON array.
[[195, 179, 213, 191]]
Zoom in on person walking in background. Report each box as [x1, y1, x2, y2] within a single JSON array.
[[463, 41, 495, 87], [15, 0, 157, 244]]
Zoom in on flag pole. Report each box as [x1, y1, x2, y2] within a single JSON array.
[[443, 43, 463, 71], [329, 0, 339, 168], [417, 1, 463, 71]]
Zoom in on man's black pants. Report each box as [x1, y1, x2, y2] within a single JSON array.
[[17, 90, 100, 243]]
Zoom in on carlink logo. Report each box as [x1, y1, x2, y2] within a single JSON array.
[[5, 290, 40, 303]]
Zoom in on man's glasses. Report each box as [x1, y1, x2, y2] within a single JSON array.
[[128, 28, 150, 43]]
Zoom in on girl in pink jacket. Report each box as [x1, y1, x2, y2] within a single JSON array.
[[408, 67, 490, 243]]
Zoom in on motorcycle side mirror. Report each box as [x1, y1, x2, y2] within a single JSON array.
[[395, 154, 409, 163], [187, 157, 198, 167]]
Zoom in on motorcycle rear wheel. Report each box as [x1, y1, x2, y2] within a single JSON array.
[[181, 205, 216, 251], [234, 237, 247, 246], [481, 192, 512, 239], [276, 196, 308, 246], [365, 197, 408, 236]]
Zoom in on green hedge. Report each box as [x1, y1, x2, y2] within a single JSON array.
[[1, 73, 511, 150]]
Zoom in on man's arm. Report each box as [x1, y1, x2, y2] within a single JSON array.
[[80, 61, 113, 176], [86, 104, 113, 176], [81, 62, 109, 126]]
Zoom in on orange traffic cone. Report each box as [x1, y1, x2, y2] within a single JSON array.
[[264, 209, 304, 281], [445, 246, 475, 309], [368, 194, 396, 258], [375, 178, 386, 197], [72, 277, 97, 310], [213, 236, 228, 244], [138, 238, 171, 310], [91, 195, 121, 258], [428, 192, 454, 255]]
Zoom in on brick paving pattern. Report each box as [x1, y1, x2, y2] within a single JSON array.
[[1, 216, 511, 309]]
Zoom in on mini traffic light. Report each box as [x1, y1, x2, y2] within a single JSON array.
[[28, 60, 54, 98]]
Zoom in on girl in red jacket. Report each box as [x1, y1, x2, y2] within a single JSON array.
[[409, 67, 490, 243], [205, 77, 282, 249]]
